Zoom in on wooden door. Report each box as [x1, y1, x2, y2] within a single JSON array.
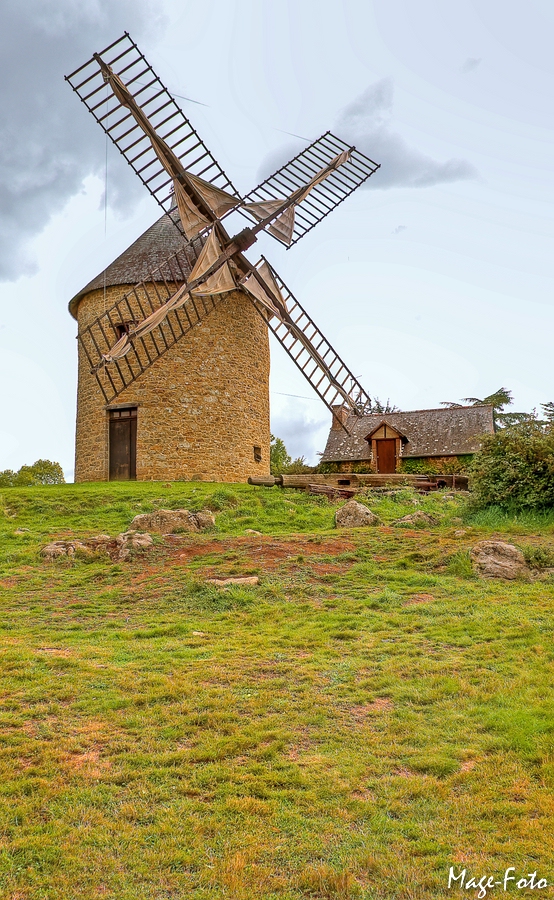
[[376, 439, 396, 474], [109, 408, 137, 480]]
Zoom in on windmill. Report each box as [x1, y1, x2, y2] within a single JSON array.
[[66, 34, 379, 482]]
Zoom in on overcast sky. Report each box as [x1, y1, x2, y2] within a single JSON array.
[[1, 0, 552, 477]]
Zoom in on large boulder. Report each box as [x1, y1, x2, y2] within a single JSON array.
[[393, 511, 438, 528], [116, 530, 154, 560], [335, 500, 379, 528], [194, 509, 216, 530], [130, 508, 213, 534], [470, 541, 530, 580]]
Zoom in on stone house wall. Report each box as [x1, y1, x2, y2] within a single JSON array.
[[326, 455, 472, 475], [74, 285, 270, 482]]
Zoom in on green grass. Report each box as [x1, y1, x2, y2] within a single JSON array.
[[1, 483, 553, 898]]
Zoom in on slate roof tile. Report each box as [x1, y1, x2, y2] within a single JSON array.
[[321, 405, 495, 461]]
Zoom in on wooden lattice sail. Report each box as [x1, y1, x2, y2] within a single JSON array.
[[67, 34, 379, 429]]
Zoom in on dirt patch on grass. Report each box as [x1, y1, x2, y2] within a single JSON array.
[[350, 699, 394, 719], [0, 577, 19, 589], [393, 766, 417, 778], [64, 747, 111, 779], [287, 730, 314, 761], [36, 647, 73, 658], [170, 535, 357, 577], [404, 593, 436, 605], [351, 788, 376, 802]]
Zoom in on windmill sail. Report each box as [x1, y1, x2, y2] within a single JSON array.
[[241, 261, 286, 319], [66, 33, 241, 239], [78, 231, 234, 403], [249, 260, 371, 416], [69, 34, 375, 426], [243, 149, 352, 245], [188, 228, 236, 296], [241, 132, 380, 247], [82, 243, 370, 422]]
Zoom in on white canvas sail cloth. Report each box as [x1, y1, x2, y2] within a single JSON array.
[[99, 228, 235, 364], [243, 149, 351, 245], [100, 62, 239, 239], [241, 261, 287, 320], [188, 228, 236, 296], [99, 285, 189, 363]]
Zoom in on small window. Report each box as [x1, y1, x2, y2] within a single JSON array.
[[338, 479, 351, 486], [114, 321, 134, 340], [109, 407, 137, 420], [253, 445, 262, 463]]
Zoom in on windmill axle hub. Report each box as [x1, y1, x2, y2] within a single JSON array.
[[231, 227, 257, 253]]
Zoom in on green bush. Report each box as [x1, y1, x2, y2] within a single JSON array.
[[522, 545, 554, 570], [399, 456, 472, 475], [315, 461, 340, 474], [205, 488, 240, 511], [285, 457, 314, 475], [471, 423, 554, 510]]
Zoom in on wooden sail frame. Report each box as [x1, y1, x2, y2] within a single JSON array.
[[67, 34, 379, 428]]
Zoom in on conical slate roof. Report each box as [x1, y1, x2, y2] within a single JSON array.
[[69, 214, 190, 320]]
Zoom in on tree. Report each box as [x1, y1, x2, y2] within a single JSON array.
[[285, 456, 313, 474], [270, 437, 314, 475], [370, 397, 400, 414], [541, 402, 554, 427], [270, 435, 291, 475], [441, 387, 532, 428], [462, 387, 514, 409], [0, 460, 65, 487]]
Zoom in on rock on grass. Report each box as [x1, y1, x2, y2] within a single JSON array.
[[470, 540, 530, 580], [41, 532, 153, 562], [335, 500, 380, 528], [393, 511, 438, 528]]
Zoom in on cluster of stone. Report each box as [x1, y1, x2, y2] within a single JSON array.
[[40, 532, 153, 562], [40, 507, 216, 562]]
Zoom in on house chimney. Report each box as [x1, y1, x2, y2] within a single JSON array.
[[331, 404, 349, 431]]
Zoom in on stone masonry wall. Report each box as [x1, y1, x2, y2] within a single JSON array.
[[74, 285, 270, 482]]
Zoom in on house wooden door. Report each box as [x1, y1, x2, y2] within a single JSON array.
[[109, 408, 137, 480], [376, 438, 396, 474]]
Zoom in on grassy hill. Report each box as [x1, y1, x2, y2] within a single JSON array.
[[1, 483, 553, 899]]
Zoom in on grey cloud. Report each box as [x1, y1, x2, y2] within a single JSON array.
[[392, 225, 407, 234], [257, 78, 477, 196], [336, 80, 478, 190], [0, 0, 163, 281], [461, 57, 482, 73], [256, 141, 301, 184]]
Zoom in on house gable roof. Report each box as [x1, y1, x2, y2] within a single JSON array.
[[365, 419, 408, 442], [321, 405, 495, 462]]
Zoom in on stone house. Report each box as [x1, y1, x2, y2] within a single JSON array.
[[70, 214, 270, 483], [321, 405, 495, 474]]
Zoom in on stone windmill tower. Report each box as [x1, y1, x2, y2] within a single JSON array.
[[66, 34, 379, 483], [70, 215, 270, 482]]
